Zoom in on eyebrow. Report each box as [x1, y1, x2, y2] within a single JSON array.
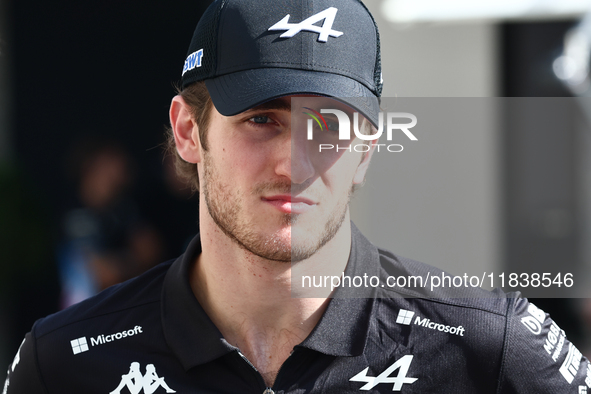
[[245, 99, 292, 113]]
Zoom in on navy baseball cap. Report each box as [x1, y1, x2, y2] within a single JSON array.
[[180, 0, 382, 128]]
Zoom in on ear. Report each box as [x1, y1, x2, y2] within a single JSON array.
[[170, 95, 201, 163], [352, 140, 377, 185]]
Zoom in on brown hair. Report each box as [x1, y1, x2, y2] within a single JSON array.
[[166, 81, 213, 192]]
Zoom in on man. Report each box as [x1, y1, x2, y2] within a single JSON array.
[[3, 0, 590, 393]]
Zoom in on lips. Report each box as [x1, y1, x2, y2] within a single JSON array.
[[262, 194, 316, 214]]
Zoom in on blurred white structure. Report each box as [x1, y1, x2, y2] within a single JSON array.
[[382, 0, 591, 23], [352, 1, 501, 278]]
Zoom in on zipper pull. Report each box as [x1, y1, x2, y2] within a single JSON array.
[[263, 389, 275, 394]]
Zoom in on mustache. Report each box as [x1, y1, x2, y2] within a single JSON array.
[[251, 180, 311, 196]]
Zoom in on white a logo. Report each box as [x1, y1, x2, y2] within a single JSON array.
[[268, 7, 343, 42], [350, 355, 418, 391], [110, 362, 175, 394]]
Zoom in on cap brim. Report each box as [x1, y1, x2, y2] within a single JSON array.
[[204, 68, 380, 129]]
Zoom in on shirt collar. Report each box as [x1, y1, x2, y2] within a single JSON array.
[[162, 235, 235, 370], [161, 223, 378, 370], [297, 223, 377, 357]]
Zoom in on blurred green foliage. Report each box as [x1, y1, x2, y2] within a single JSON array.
[[0, 164, 53, 297]]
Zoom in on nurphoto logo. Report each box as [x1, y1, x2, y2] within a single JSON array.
[[304, 108, 418, 153]]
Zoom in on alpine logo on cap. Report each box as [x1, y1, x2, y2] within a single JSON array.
[[268, 7, 343, 42]]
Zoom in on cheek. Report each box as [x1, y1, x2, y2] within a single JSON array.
[[213, 139, 271, 180], [323, 151, 364, 191]]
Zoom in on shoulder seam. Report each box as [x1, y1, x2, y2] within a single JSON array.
[[495, 297, 515, 394], [378, 286, 510, 317]]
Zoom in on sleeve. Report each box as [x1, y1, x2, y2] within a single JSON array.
[[3, 332, 47, 394], [498, 297, 591, 393]]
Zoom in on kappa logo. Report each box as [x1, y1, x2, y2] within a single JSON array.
[[110, 362, 175, 394], [268, 7, 343, 42], [350, 355, 418, 391]]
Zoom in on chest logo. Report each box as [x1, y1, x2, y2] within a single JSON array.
[[350, 355, 418, 391], [268, 7, 343, 42], [110, 362, 176, 394]]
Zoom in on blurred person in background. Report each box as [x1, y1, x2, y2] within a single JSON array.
[[58, 137, 164, 307], [137, 154, 199, 260]]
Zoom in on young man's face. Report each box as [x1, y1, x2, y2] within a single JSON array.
[[199, 95, 373, 263]]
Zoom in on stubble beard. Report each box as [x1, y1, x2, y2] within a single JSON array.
[[202, 151, 350, 263]]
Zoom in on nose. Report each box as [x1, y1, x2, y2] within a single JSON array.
[[275, 120, 315, 185]]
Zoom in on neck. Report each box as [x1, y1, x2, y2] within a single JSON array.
[[190, 197, 352, 386]]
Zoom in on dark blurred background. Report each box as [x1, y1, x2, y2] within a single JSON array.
[[0, 0, 213, 379]]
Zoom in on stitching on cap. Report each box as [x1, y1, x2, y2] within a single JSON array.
[[218, 61, 374, 88]]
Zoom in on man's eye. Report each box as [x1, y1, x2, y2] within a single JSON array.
[[326, 121, 339, 132], [250, 116, 272, 124]]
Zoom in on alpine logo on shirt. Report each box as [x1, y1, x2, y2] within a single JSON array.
[[350, 355, 418, 391], [110, 362, 175, 394], [396, 309, 466, 336]]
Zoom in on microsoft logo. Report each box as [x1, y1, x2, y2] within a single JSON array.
[[70, 337, 89, 355], [396, 309, 415, 325]]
